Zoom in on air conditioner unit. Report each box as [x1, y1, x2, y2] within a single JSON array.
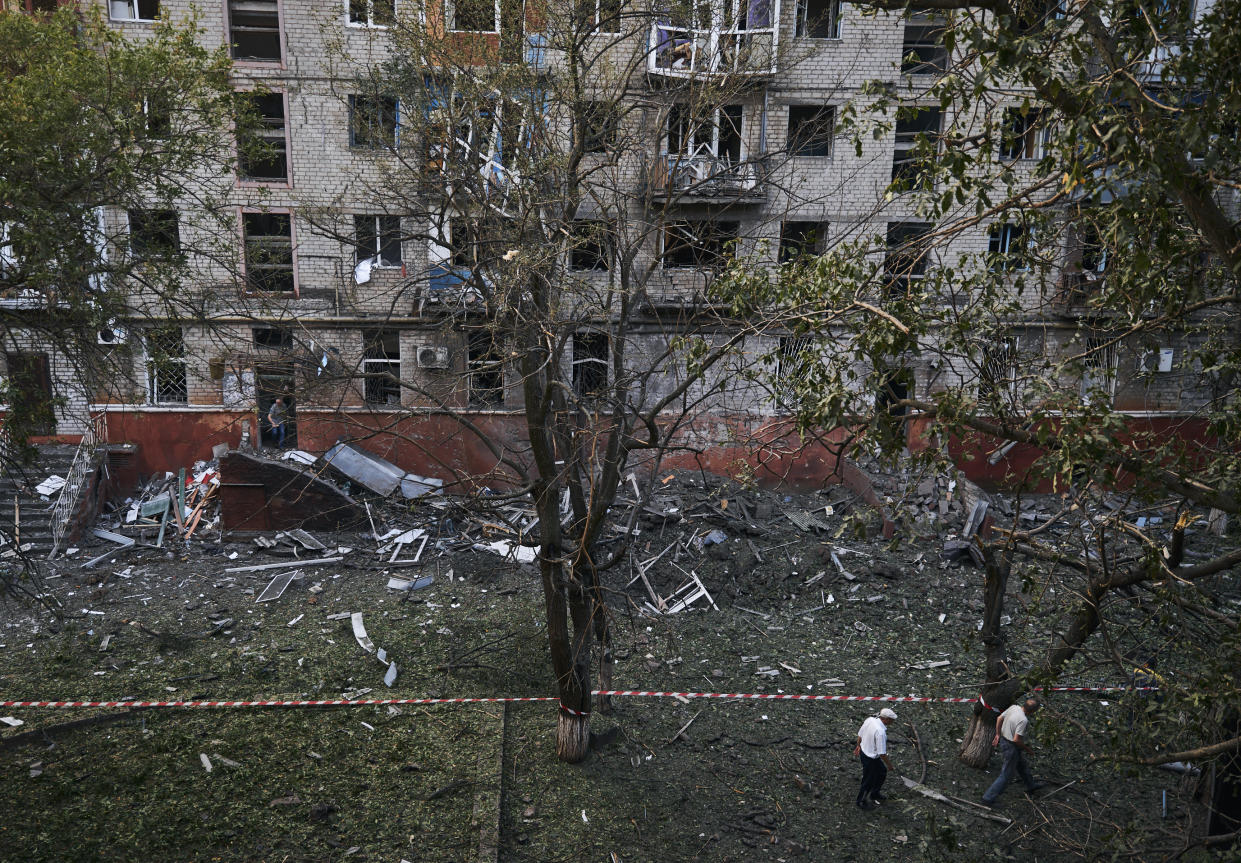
[[416, 346, 450, 369], [97, 326, 128, 346]]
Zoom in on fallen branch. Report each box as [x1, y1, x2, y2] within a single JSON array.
[[900, 776, 1011, 824]]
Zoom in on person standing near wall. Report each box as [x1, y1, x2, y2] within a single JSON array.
[[267, 397, 287, 448], [854, 707, 896, 810]]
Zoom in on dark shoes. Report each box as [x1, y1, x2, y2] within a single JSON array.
[[1027, 781, 1048, 792], [980, 799, 996, 808], [856, 799, 875, 811], [872, 792, 887, 802]]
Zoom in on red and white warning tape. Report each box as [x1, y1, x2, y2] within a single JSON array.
[[0, 686, 1156, 711]]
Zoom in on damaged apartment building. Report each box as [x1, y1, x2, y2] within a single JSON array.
[[0, 0, 1222, 492]]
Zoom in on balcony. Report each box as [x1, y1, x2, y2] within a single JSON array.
[[647, 153, 765, 201], [648, 0, 780, 78], [1050, 270, 1103, 318]]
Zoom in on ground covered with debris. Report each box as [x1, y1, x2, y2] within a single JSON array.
[[0, 464, 1235, 862]]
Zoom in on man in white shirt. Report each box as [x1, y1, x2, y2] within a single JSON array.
[[982, 698, 1045, 806], [853, 707, 896, 810]]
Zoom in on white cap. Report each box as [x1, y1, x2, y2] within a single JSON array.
[[879, 708, 898, 720]]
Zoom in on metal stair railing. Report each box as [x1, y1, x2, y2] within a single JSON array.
[[48, 414, 106, 559]]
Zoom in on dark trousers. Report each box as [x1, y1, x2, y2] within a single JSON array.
[[983, 738, 1037, 803], [858, 753, 887, 805]]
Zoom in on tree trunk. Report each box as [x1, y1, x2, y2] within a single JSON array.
[[556, 709, 591, 762], [960, 545, 1018, 768]]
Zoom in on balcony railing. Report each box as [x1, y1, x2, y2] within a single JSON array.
[[648, 154, 764, 200], [647, 1, 780, 78]]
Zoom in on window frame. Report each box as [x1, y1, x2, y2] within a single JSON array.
[[1080, 335, 1118, 405], [446, 0, 500, 33], [1000, 107, 1049, 161], [127, 209, 181, 261], [977, 337, 1019, 402], [349, 94, 400, 150], [661, 220, 740, 270], [580, 102, 620, 153], [568, 220, 614, 271], [578, 0, 622, 32], [786, 105, 835, 158], [361, 329, 403, 408], [571, 331, 609, 397], [226, 0, 284, 65], [109, 0, 159, 22], [779, 221, 826, 263], [901, 14, 949, 75], [884, 221, 933, 297], [143, 326, 188, 406], [347, 0, 395, 27], [794, 0, 841, 38], [236, 90, 291, 185], [354, 215, 403, 267], [987, 222, 1027, 272], [241, 209, 297, 296], [891, 107, 941, 189], [467, 330, 505, 407]]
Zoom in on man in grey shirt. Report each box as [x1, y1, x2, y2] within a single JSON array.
[[982, 698, 1045, 806]]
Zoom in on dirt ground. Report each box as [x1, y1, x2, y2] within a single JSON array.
[[0, 467, 1233, 862]]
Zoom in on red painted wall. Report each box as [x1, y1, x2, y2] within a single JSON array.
[[102, 409, 258, 479], [909, 415, 1216, 491]]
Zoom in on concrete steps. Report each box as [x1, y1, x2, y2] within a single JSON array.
[[0, 444, 83, 554]]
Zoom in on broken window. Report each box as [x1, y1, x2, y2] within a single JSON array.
[[467, 330, 504, 406], [128, 209, 180, 260], [447, 0, 498, 31], [874, 367, 912, 444], [902, 14, 948, 75], [568, 220, 614, 271], [348, 0, 394, 26], [794, 0, 840, 38], [144, 326, 188, 405], [662, 220, 739, 269], [143, 93, 172, 138], [349, 94, 399, 149], [237, 92, 288, 182], [228, 0, 282, 62], [884, 221, 933, 297], [999, 108, 1048, 160], [253, 327, 293, 351], [362, 330, 402, 407], [775, 335, 814, 399], [580, 102, 619, 153], [354, 215, 403, 267], [977, 337, 1018, 402], [891, 107, 940, 189], [787, 105, 834, 157], [779, 221, 825, 263], [578, 0, 622, 31], [572, 332, 609, 396], [243, 212, 295, 294], [110, 0, 158, 20], [1080, 335, 1117, 405], [987, 222, 1026, 271]]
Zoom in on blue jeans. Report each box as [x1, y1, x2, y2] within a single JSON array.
[[983, 738, 1037, 803], [272, 422, 285, 447]]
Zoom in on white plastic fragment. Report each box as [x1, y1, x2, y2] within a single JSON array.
[[351, 613, 376, 654], [200, 753, 213, 773], [0, 716, 23, 727]]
